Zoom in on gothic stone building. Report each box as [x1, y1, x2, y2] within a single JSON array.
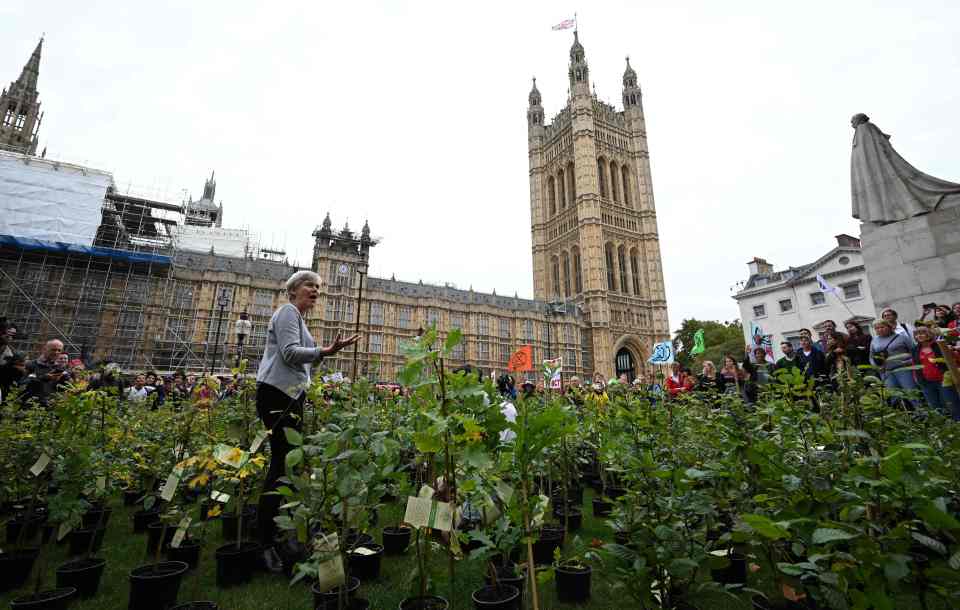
[[0, 33, 668, 382]]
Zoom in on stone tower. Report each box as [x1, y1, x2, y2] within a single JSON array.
[[0, 38, 43, 155], [528, 32, 669, 380]]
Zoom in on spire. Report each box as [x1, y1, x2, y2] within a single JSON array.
[[568, 31, 589, 94], [623, 56, 637, 88], [622, 55, 641, 110], [528, 77, 541, 106], [321, 212, 332, 233], [527, 77, 544, 128], [202, 170, 216, 200], [16, 38, 42, 92], [569, 30, 585, 63], [361, 220, 371, 242]]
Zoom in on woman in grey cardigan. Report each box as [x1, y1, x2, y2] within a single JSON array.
[[256, 270, 358, 570]]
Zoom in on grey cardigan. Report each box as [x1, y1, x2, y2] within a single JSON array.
[[256, 303, 322, 398]]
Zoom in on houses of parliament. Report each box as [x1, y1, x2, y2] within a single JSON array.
[[0, 34, 668, 383]]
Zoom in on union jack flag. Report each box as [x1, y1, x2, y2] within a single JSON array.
[[552, 18, 576, 31]]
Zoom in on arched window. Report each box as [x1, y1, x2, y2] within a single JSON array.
[[547, 177, 556, 216], [630, 247, 641, 296], [605, 243, 616, 291], [610, 163, 620, 203], [572, 246, 582, 293], [566, 161, 576, 206], [597, 158, 607, 199], [552, 256, 561, 298], [622, 167, 632, 208], [618, 245, 629, 295], [557, 168, 566, 210], [562, 251, 571, 297]]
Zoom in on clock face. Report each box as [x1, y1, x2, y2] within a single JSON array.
[[338, 264, 349, 275]]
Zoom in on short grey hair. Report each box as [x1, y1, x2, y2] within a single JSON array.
[[285, 270, 321, 298]]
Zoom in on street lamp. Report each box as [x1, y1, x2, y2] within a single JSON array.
[[234, 311, 252, 368], [352, 253, 369, 380], [209, 289, 230, 374]]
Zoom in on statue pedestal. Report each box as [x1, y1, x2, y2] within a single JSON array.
[[860, 206, 960, 315]]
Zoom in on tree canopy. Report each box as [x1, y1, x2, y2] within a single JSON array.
[[672, 318, 744, 370]]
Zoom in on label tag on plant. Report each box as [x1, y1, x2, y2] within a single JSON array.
[[57, 521, 73, 541], [29, 452, 51, 477], [315, 532, 345, 592], [403, 496, 454, 532], [171, 516, 192, 549], [249, 430, 269, 454], [160, 472, 180, 502], [418, 485, 435, 499], [210, 490, 230, 503], [352, 546, 376, 556], [172, 443, 184, 458], [96, 476, 106, 491]]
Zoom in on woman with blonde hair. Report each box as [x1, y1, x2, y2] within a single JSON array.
[[256, 270, 359, 571]]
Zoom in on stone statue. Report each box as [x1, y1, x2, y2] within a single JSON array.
[[851, 113, 960, 224]]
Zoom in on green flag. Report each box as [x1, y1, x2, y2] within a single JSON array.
[[691, 329, 706, 355]]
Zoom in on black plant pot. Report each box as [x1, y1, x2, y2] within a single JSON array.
[[56, 557, 106, 599], [399, 596, 450, 610], [167, 540, 202, 570], [532, 528, 564, 565], [382, 525, 412, 555], [312, 576, 361, 609], [344, 531, 375, 549], [6, 515, 45, 545], [483, 564, 525, 602], [146, 522, 177, 556], [170, 603, 219, 610], [132, 508, 161, 533], [0, 548, 40, 593], [214, 541, 260, 588], [348, 544, 384, 581], [123, 489, 142, 506], [471, 584, 520, 610], [711, 552, 747, 584], [554, 506, 583, 531], [127, 561, 189, 610], [592, 497, 613, 517], [219, 506, 256, 541], [81, 507, 112, 529], [9, 587, 77, 610], [68, 526, 107, 557], [556, 564, 591, 603], [606, 486, 627, 499]]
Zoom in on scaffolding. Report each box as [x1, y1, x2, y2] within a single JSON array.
[[0, 152, 280, 374]]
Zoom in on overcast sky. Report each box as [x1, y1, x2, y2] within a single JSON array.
[[2, 1, 958, 332]]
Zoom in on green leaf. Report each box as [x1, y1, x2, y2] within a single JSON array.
[[443, 328, 463, 354], [916, 500, 960, 530], [776, 562, 808, 576], [668, 557, 698, 578], [463, 445, 492, 469], [742, 514, 790, 540], [413, 431, 443, 454], [910, 532, 947, 556], [811, 528, 859, 545], [882, 554, 910, 582], [684, 468, 709, 480], [283, 427, 303, 446], [285, 448, 304, 471], [836, 429, 871, 439]]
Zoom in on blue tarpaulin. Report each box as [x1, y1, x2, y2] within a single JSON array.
[[0, 234, 172, 265]]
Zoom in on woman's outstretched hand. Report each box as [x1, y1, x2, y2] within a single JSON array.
[[320, 333, 361, 357]]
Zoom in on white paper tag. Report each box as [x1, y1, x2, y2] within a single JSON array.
[[403, 496, 454, 532], [57, 521, 73, 541], [96, 476, 106, 491], [418, 485, 435, 499], [249, 430, 269, 454], [160, 473, 180, 502], [315, 532, 345, 592], [352, 546, 376, 556], [173, 443, 184, 458], [494, 481, 514, 504], [170, 516, 192, 549], [210, 490, 230, 503], [30, 453, 51, 477]]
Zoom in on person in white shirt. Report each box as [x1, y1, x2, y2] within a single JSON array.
[[496, 374, 517, 442], [126, 374, 149, 403]]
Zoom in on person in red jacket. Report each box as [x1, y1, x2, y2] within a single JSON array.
[[666, 362, 694, 397]]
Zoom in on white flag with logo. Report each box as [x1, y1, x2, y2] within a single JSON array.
[[816, 274, 838, 295]]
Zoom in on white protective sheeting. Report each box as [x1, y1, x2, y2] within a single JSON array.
[[0, 152, 113, 246], [171, 224, 249, 258]]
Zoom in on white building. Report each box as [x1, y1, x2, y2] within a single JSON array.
[[733, 234, 877, 358]]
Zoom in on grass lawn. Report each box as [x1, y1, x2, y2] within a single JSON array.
[[2, 488, 632, 610]]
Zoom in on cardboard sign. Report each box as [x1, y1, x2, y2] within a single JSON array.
[[315, 533, 345, 593], [249, 430, 269, 454], [210, 490, 230, 503], [508, 346, 533, 372], [171, 516, 192, 549], [403, 496, 454, 532], [30, 453, 51, 477], [160, 473, 180, 502]]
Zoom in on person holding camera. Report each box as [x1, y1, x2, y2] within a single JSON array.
[[22, 339, 66, 408], [870, 320, 919, 409]]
